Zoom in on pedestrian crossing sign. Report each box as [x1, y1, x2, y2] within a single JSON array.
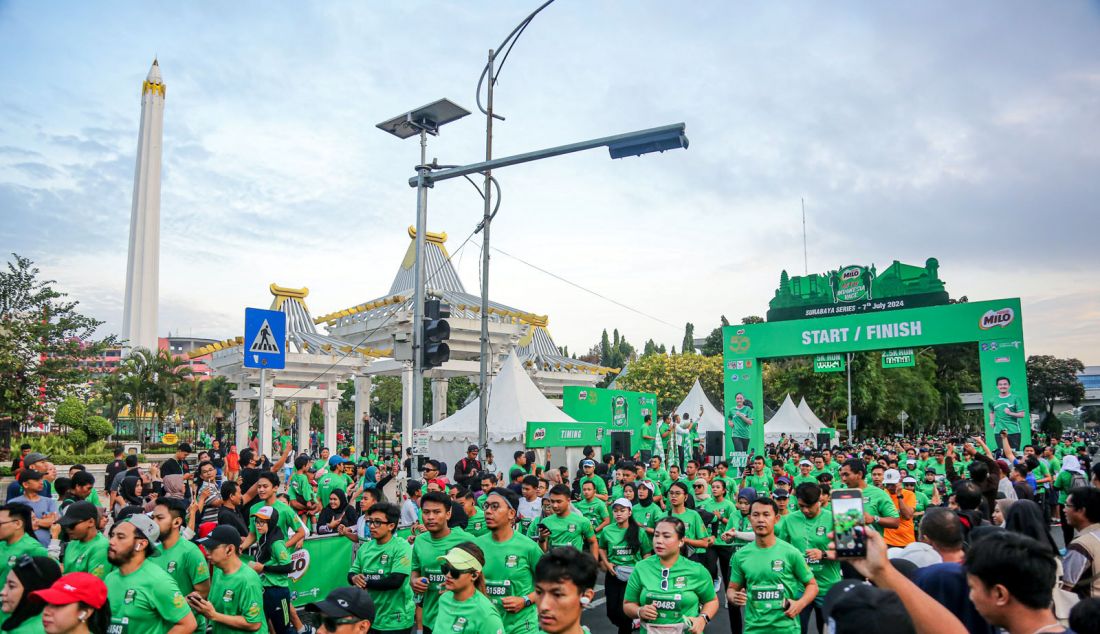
[[244, 307, 286, 369]]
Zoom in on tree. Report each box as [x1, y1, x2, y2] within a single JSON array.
[[741, 315, 765, 324], [0, 254, 118, 429], [1027, 355, 1085, 416], [681, 323, 695, 354], [700, 327, 723, 356], [617, 353, 724, 413], [1040, 411, 1063, 438]]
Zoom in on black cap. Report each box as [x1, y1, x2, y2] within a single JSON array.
[[823, 580, 915, 634], [305, 586, 375, 622], [59, 501, 98, 528], [197, 525, 242, 550], [17, 469, 44, 483]]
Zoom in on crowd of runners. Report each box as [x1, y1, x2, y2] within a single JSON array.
[[0, 426, 1098, 634]]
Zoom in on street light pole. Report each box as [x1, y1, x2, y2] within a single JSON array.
[[410, 128, 429, 476], [478, 48, 495, 452]]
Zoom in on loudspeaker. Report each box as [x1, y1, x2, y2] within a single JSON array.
[[817, 434, 831, 450], [611, 432, 631, 457], [705, 431, 723, 457]]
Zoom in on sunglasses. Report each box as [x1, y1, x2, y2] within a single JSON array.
[[660, 567, 670, 591], [440, 563, 476, 579], [322, 616, 361, 630]]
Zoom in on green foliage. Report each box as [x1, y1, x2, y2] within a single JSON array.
[[642, 339, 667, 357], [699, 327, 723, 356], [741, 315, 765, 324], [84, 416, 114, 443], [617, 353, 723, 413], [1039, 411, 1063, 438], [91, 347, 194, 444], [681, 323, 695, 354], [0, 254, 118, 427], [1027, 355, 1085, 414], [54, 398, 86, 428]]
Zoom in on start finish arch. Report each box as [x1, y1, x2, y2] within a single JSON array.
[[722, 298, 1028, 466]]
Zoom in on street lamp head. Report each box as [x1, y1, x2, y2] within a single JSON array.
[[376, 98, 471, 139], [607, 123, 689, 159]]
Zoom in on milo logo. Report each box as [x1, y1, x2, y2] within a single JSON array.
[[771, 559, 784, 572], [289, 549, 310, 581], [836, 266, 869, 302], [578, 391, 588, 401], [532, 428, 547, 442], [979, 308, 1014, 330]]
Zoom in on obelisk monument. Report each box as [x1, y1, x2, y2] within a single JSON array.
[[121, 59, 165, 354]]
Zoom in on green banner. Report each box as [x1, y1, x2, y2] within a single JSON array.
[[562, 387, 657, 454], [881, 348, 915, 368], [244, 534, 353, 607], [724, 296, 1029, 457], [813, 354, 846, 373], [526, 421, 605, 448]]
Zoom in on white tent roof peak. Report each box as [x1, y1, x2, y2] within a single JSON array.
[[797, 397, 827, 430], [674, 379, 724, 432], [428, 353, 575, 443], [764, 394, 818, 442]]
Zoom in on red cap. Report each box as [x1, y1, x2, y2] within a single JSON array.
[[31, 573, 107, 609]]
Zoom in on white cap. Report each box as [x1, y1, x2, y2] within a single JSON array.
[[883, 469, 902, 485], [611, 498, 633, 509], [799, 460, 813, 467], [902, 476, 918, 484]]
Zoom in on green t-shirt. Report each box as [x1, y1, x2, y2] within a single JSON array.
[[249, 500, 300, 545], [208, 564, 267, 634], [258, 540, 292, 589], [317, 472, 352, 506], [0, 534, 47, 627], [540, 513, 595, 551], [646, 469, 671, 493], [624, 554, 716, 627], [288, 472, 316, 504], [744, 473, 773, 494], [775, 510, 841, 596], [578, 475, 607, 496], [432, 590, 505, 634], [63, 533, 113, 579], [5, 614, 41, 634], [730, 540, 815, 634], [699, 497, 737, 540], [411, 528, 473, 628], [466, 507, 488, 537], [574, 498, 610, 531], [349, 536, 415, 630], [730, 405, 753, 439], [105, 560, 193, 634], [793, 474, 817, 487], [990, 393, 1023, 433], [668, 509, 708, 542], [860, 485, 901, 534], [1054, 470, 1079, 504], [476, 530, 543, 634], [150, 536, 211, 629], [632, 503, 660, 531], [598, 523, 652, 566]]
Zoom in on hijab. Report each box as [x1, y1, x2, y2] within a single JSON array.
[[1005, 499, 1059, 555], [318, 489, 355, 531], [161, 475, 186, 499], [546, 469, 564, 487], [256, 506, 286, 566], [2, 556, 61, 631], [1061, 456, 1084, 474], [119, 477, 143, 505], [635, 482, 654, 507], [361, 466, 378, 490]]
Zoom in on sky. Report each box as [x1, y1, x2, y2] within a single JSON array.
[[1, 1, 1098, 362]]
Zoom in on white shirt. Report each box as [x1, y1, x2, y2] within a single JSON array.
[[518, 495, 542, 520]]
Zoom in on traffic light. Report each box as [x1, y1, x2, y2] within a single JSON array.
[[422, 299, 451, 370]]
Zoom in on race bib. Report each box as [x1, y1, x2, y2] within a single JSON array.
[[750, 583, 786, 612], [485, 579, 511, 600], [428, 573, 446, 584], [646, 591, 682, 621], [107, 616, 129, 634]]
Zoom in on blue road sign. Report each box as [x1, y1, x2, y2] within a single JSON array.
[[244, 307, 286, 369]]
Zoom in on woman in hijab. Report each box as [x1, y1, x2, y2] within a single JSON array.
[[0, 555, 62, 633], [993, 498, 1015, 527], [317, 489, 357, 535], [1005, 499, 1059, 555], [1055, 456, 1087, 547], [114, 477, 154, 514], [160, 474, 186, 501], [250, 507, 294, 634]]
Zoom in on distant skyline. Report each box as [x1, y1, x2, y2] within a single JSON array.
[[1, 2, 1097, 361]]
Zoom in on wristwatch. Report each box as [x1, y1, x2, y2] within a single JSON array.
[[523, 596, 533, 608], [872, 515, 880, 524]]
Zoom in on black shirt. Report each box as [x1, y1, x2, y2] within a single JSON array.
[[208, 449, 225, 470], [105, 459, 125, 490], [217, 506, 249, 537], [159, 457, 190, 478]]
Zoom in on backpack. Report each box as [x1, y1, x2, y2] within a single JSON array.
[[1070, 471, 1089, 490]]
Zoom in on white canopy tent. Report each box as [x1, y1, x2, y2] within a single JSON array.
[[426, 353, 578, 470], [674, 379, 724, 434], [797, 397, 835, 447], [764, 394, 819, 445]]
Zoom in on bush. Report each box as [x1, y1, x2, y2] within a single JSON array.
[[54, 398, 86, 428]]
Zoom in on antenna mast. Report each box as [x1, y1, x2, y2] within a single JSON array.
[[802, 197, 808, 274]]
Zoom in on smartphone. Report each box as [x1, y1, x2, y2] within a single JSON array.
[[830, 489, 866, 558]]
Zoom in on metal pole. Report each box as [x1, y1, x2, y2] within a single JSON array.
[[410, 129, 429, 469], [257, 367, 268, 458], [478, 49, 495, 452], [846, 353, 853, 440]]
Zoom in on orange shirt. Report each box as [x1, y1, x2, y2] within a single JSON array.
[[884, 488, 916, 547]]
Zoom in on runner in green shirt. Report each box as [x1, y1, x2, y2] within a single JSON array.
[[577, 460, 608, 502], [728, 497, 818, 634], [312, 448, 331, 473], [316, 461, 352, 510], [538, 485, 598, 559], [631, 483, 660, 536], [623, 517, 718, 632], [665, 482, 712, 553], [192, 525, 268, 633], [59, 501, 113, 579], [743, 456, 773, 495], [476, 488, 542, 634], [410, 492, 473, 631], [792, 461, 817, 487], [597, 498, 651, 634], [150, 499, 211, 631], [0, 504, 48, 629], [248, 506, 295, 634], [838, 459, 900, 535], [460, 489, 488, 537], [104, 515, 197, 633], [348, 502, 414, 632], [431, 544, 505, 634], [574, 482, 610, 533], [776, 482, 839, 632], [243, 473, 306, 553]]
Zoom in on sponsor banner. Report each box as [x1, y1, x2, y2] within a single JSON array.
[[525, 421, 605, 448], [561, 387, 657, 454], [242, 534, 352, 607]]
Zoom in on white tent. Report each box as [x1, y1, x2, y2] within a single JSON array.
[[675, 379, 724, 433], [797, 397, 835, 447], [764, 394, 819, 444], [426, 353, 577, 470]]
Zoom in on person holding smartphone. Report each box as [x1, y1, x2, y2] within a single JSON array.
[[727, 496, 818, 634], [190, 526, 266, 633]]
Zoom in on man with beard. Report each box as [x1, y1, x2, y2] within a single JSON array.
[[104, 514, 197, 633], [151, 498, 211, 630], [59, 501, 112, 579]]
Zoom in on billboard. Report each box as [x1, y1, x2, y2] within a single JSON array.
[[561, 386, 657, 454]]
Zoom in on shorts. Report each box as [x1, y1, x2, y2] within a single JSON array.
[[263, 586, 294, 634]]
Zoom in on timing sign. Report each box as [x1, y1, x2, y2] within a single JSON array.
[[244, 308, 286, 369], [881, 348, 916, 368], [813, 354, 846, 373]]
